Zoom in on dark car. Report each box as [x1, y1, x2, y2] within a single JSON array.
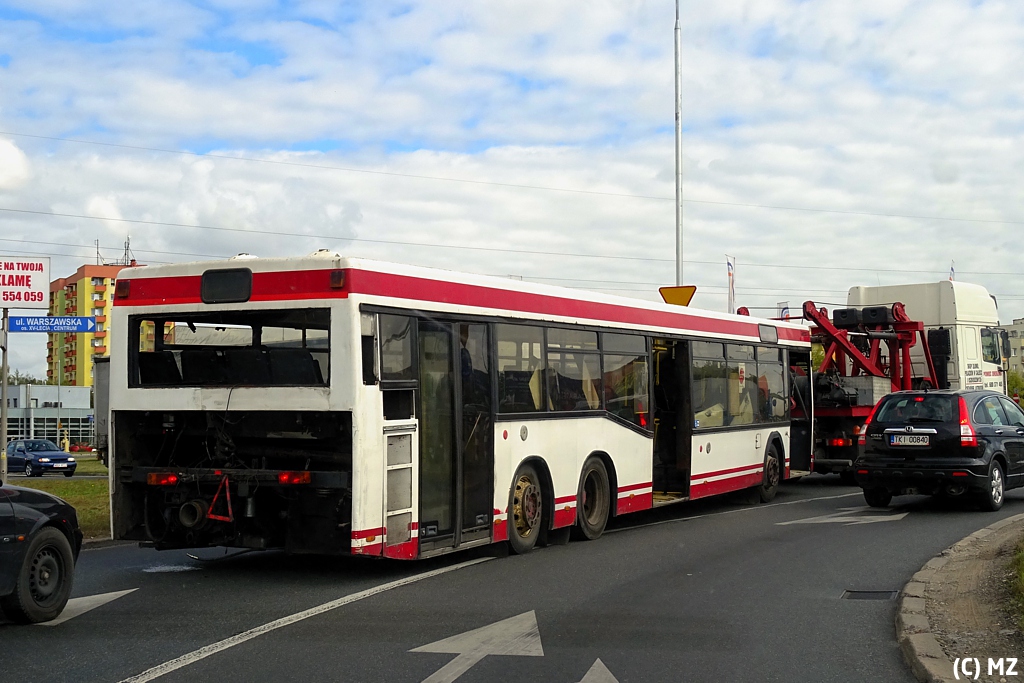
[[854, 389, 1024, 510], [0, 483, 83, 623], [5, 439, 78, 478]]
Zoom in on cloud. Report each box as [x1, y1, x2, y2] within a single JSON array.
[[1, 0, 1024, 379]]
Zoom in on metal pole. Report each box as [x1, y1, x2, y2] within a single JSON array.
[[674, 0, 685, 286], [1, 308, 8, 484]]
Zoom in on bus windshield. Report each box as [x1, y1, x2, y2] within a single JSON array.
[[130, 308, 330, 387]]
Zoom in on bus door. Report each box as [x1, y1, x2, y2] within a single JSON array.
[[652, 339, 691, 498], [788, 349, 813, 473], [417, 321, 493, 551]]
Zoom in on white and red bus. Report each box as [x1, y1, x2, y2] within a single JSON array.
[[108, 252, 811, 559]]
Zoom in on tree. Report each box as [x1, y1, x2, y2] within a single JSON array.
[[6, 369, 47, 385], [1008, 369, 1024, 399]]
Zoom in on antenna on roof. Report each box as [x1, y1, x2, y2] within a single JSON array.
[[95, 239, 102, 265]]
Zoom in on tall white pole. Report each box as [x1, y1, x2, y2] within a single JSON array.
[[674, 0, 685, 286]]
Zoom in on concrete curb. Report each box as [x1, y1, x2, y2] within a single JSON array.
[[896, 512, 1024, 683]]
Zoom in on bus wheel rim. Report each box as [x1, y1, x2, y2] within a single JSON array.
[[766, 455, 779, 487], [513, 474, 541, 538]]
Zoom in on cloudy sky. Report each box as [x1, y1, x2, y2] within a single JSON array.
[[1, 0, 1023, 377]]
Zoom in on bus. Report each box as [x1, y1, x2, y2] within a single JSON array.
[[108, 251, 811, 559]]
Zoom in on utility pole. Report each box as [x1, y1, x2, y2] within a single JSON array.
[[674, 0, 685, 286], [1, 308, 8, 484]]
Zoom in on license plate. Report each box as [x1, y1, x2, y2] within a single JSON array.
[[890, 434, 929, 446], [52, 463, 68, 468]]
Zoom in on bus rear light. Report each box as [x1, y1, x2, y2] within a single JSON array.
[[278, 471, 311, 485], [147, 472, 179, 486], [829, 438, 852, 447], [115, 280, 130, 299], [959, 397, 977, 447], [329, 269, 346, 289]]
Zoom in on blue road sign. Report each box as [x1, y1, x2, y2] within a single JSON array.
[[9, 316, 96, 333]]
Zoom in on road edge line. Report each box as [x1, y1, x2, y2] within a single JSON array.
[[895, 512, 1024, 683], [118, 556, 493, 683]]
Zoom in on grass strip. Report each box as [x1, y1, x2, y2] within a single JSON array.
[[1014, 538, 1024, 631], [14, 478, 110, 539]]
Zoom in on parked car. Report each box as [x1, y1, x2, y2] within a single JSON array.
[[854, 389, 1024, 511], [4, 439, 77, 478], [0, 482, 83, 623]]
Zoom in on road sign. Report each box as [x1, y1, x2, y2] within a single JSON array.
[[411, 611, 543, 682], [659, 285, 697, 306], [9, 316, 96, 333], [0, 256, 50, 310]]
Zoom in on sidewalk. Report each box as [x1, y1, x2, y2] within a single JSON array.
[[897, 512, 1024, 683]]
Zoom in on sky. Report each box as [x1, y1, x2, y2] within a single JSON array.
[[1, 0, 1023, 377]]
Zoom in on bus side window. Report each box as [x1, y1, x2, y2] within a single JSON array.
[[691, 342, 727, 428], [361, 313, 377, 385], [496, 324, 546, 413], [379, 315, 415, 382]]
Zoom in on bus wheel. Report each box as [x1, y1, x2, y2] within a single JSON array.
[[574, 457, 610, 541], [508, 464, 543, 555], [758, 445, 781, 503]]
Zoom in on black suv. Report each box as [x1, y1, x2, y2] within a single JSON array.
[[854, 390, 1023, 511]]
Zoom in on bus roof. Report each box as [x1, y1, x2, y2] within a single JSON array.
[[114, 251, 810, 346]]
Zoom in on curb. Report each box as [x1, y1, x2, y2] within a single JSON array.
[[896, 512, 1024, 683], [82, 537, 133, 550]]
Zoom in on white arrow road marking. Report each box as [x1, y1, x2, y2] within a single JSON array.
[[412, 610, 543, 683], [777, 505, 909, 526], [118, 557, 491, 683], [37, 588, 138, 627], [579, 658, 620, 683]]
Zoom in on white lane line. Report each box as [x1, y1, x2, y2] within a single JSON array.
[[118, 557, 492, 683], [38, 589, 138, 627], [604, 491, 863, 534]]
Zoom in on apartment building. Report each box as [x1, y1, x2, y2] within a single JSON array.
[[1008, 317, 1024, 375], [47, 264, 130, 387]]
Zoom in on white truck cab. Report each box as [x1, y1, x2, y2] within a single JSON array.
[[847, 281, 1006, 394]]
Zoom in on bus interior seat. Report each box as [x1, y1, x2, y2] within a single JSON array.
[[696, 403, 724, 428], [138, 351, 182, 385], [225, 348, 272, 385], [268, 348, 325, 385], [180, 348, 229, 385]]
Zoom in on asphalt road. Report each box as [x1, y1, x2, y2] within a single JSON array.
[[3, 477, 1022, 683]]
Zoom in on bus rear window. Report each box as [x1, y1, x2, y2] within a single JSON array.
[[130, 309, 330, 387]]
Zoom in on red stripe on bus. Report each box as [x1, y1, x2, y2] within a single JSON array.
[[383, 539, 418, 560], [690, 472, 763, 499], [116, 267, 809, 343], [553, 507, 576, 528], [493, 518, 508, 543], [352, 542, 383, 556], [692, 463, 763, 480], [616, 492, 653, 515], [351, 527, 385, 540], [554, 494, 576, 504], [617, 481, 653, 494]]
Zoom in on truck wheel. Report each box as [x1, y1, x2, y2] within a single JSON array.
[[0, 527, 75, 623], [978, 460, 1004, 512], [863, 488, 892, 508], [758, 445, 781, 503], [574, 457, 610, 541], [508, 463, 544, 555]]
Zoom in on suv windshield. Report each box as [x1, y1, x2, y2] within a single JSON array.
[[874, 395, 954, 423], [25, 440, 60, 452]]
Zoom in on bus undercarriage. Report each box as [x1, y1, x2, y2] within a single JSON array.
[[112, 410, 353, 554]]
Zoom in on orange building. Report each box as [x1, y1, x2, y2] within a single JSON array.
[[47, 264, 131, 387]]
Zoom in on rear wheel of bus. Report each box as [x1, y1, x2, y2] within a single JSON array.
[[758, 445, 781, 503], [574, 457, 610, 541], [509, 463, 544, 555]]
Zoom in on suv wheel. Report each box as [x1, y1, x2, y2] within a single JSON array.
[[863, 487, 892, 508], [978, 460, 1004, 512]]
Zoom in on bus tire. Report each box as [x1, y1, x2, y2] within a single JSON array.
[[758, 445, 781, 503], [508, 463, 544, 555], [574, 457, 611, 541]]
